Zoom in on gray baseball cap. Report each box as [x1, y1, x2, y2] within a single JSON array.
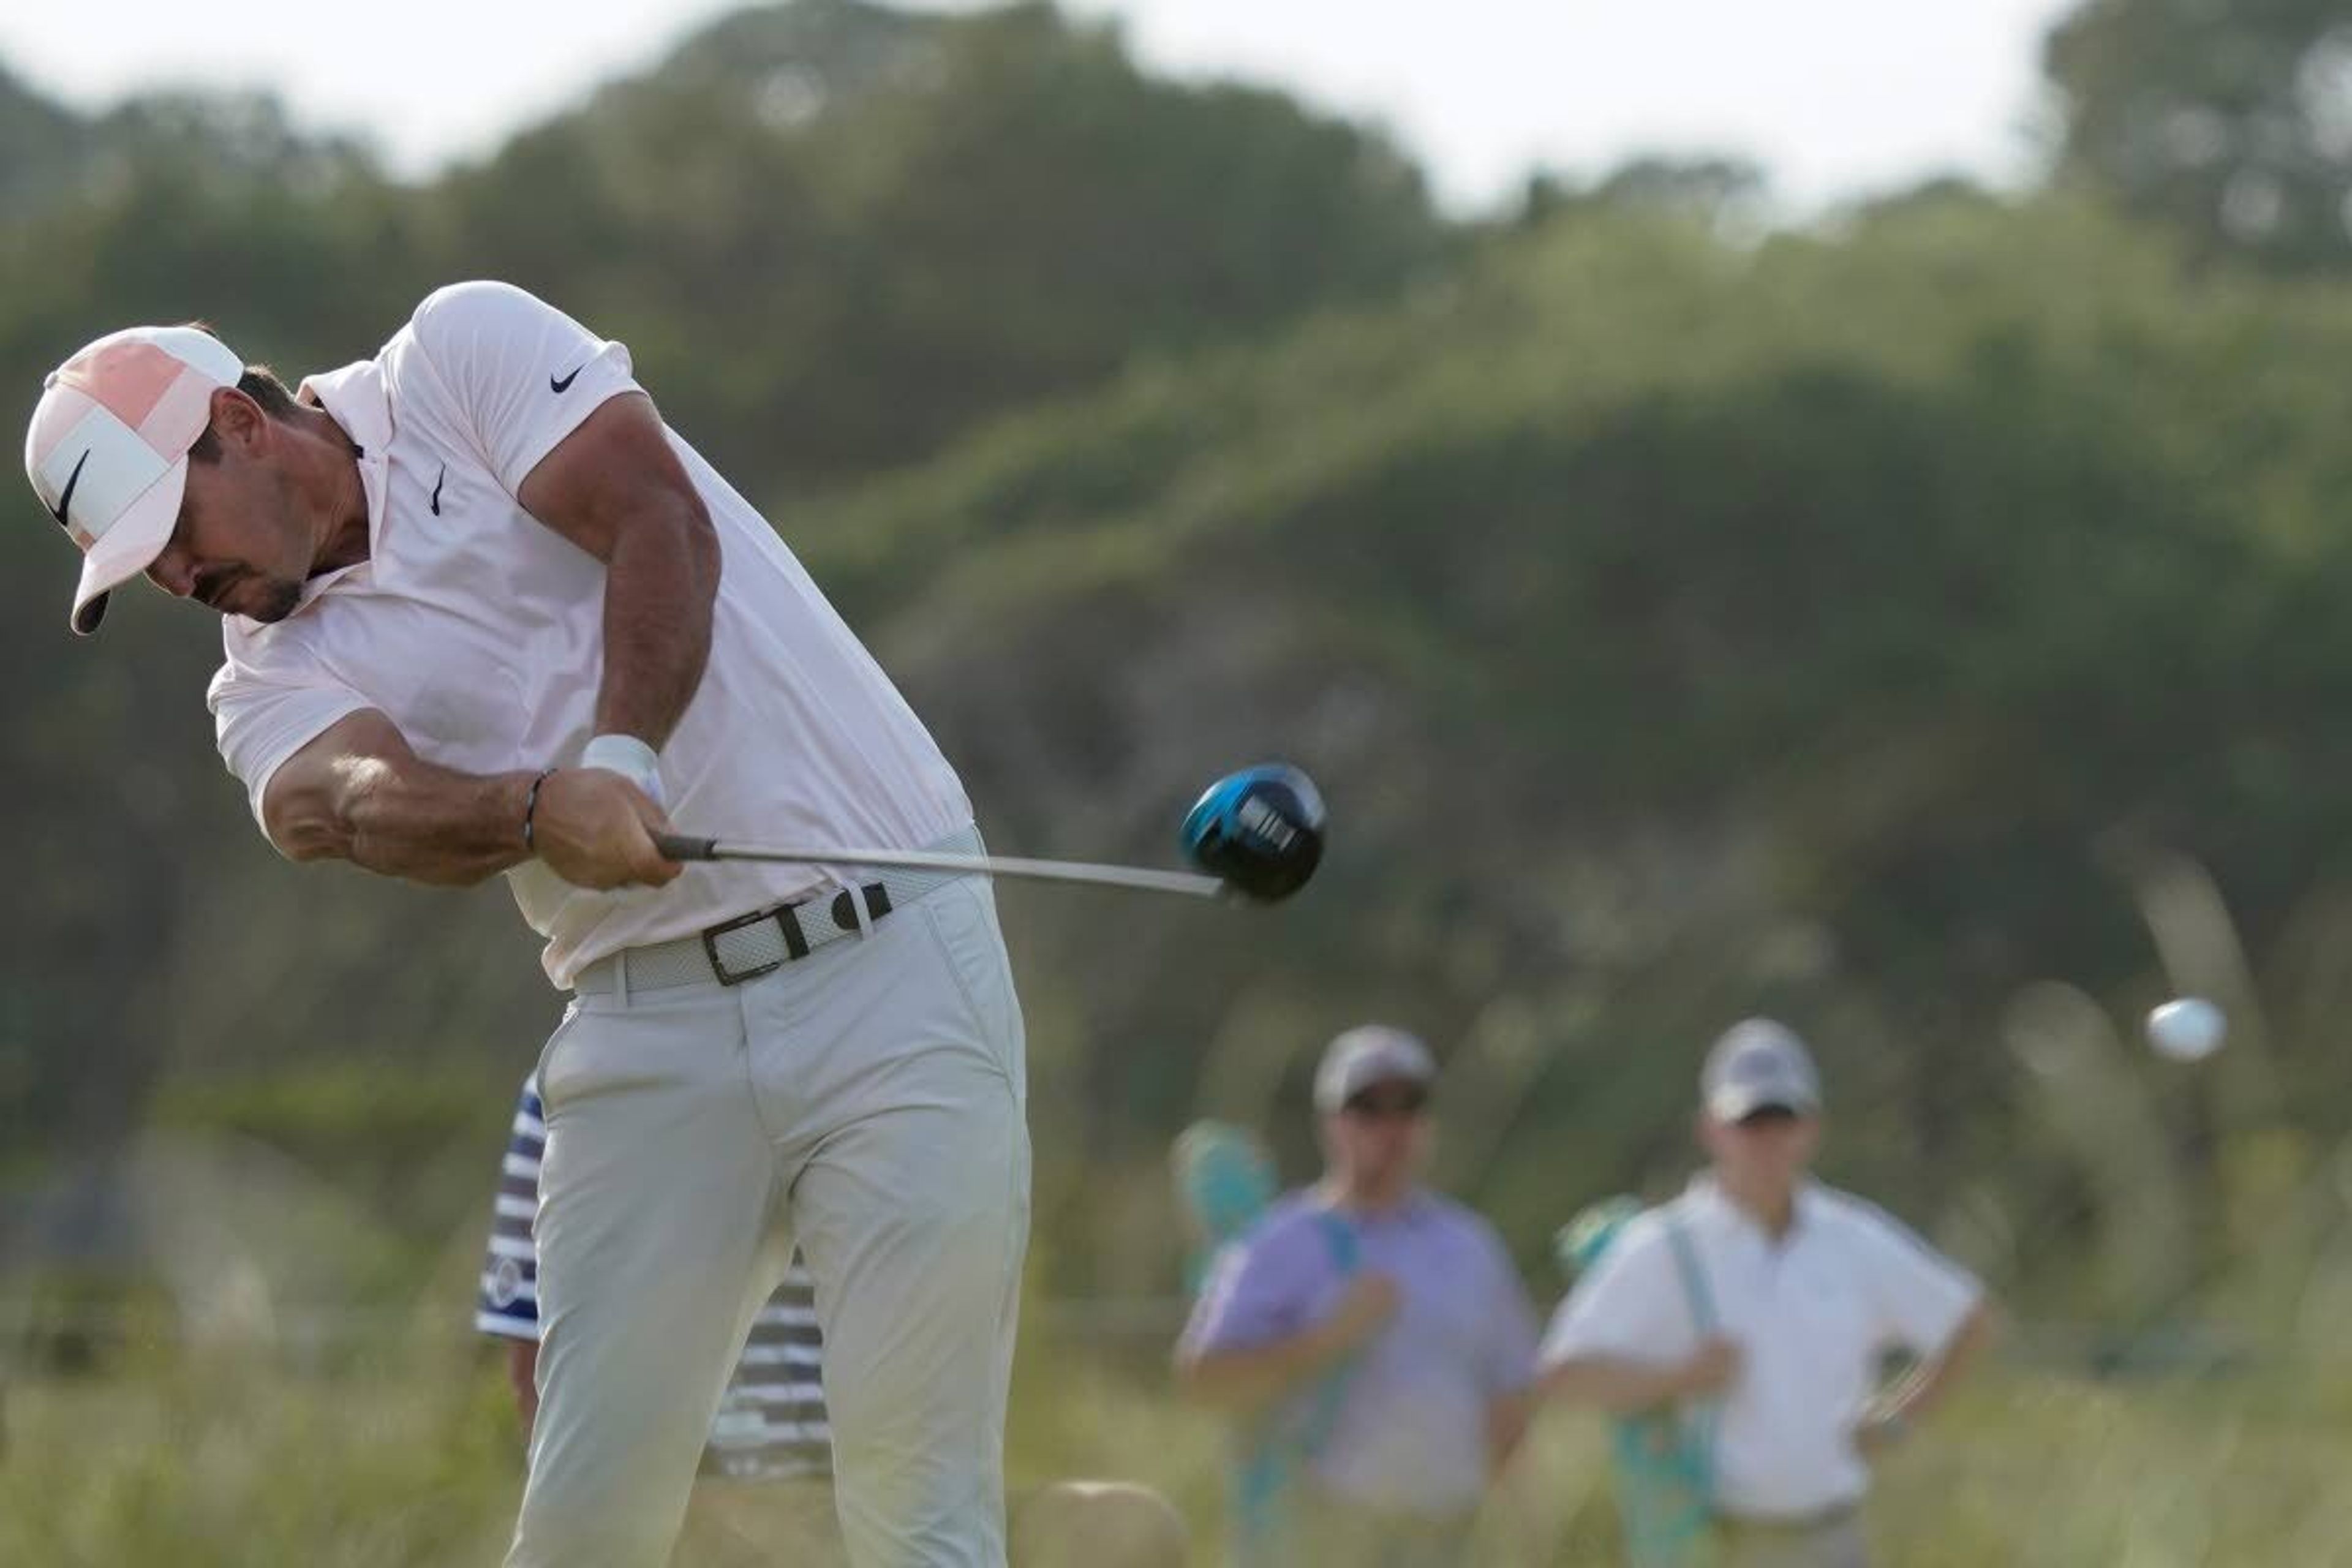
[[1702, 1018, 1821, 1121], [1314, 1025, 1436, 1114]]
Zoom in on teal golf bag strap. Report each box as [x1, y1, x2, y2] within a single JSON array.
[[1231, 1208, 1364, 1564], [1295, 1211, 1363, 1457], [1664, 1213, 1721, 1496]]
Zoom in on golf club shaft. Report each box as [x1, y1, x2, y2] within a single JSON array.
[[652, 833, 1227, 899]]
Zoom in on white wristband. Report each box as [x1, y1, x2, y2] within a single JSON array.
[[580, 733, 665, 806]]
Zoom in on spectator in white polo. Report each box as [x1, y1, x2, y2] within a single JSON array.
[[1537, 1020, 1996, 1568]]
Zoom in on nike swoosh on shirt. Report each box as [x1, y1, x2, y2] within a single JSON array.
[[430, 464, 446, 516], [50, 448, 89, 530], [550, 364, 584, 393]]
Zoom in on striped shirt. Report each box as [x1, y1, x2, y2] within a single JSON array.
[[475, 1074, 832, 1482]]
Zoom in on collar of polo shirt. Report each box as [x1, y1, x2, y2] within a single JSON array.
[[1688, 1172, 1826, 1237]]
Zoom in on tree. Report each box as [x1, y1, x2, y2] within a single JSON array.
[[2045, 0, 2352, 270], [424, 0, 1444, 492]]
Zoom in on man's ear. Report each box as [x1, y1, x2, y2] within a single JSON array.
[[1694, 1109, 1721, 1157], [207, 385, 268, 453]]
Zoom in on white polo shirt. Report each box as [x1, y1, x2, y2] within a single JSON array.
[[1540, 1177, 1981, 1521], [206, 281, 971, 987]]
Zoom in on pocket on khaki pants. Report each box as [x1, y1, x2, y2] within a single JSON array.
[[918, 880, 1027, 1100]]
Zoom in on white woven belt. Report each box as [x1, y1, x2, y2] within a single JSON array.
[[574, 826, 981, 995]]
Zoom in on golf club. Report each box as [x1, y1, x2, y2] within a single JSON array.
[[652, 834, 1230, 899], [654, 761, 1328, 904]]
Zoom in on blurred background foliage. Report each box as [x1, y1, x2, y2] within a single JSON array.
[[9, 0, 2352, 1559]]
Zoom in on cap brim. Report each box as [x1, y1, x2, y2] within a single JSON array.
[[1322, 1066, 1434, 1114], [1708, 1084, 1818, 1122], [69, 459, 187, 636]]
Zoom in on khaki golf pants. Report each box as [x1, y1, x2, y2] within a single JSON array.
[[505, 875, 1030, 1568]]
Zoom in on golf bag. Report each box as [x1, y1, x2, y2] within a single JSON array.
[[1558, 1198, 1721, 1568]]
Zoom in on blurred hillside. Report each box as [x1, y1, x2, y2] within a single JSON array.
[[6, 0, 2352, 1361]]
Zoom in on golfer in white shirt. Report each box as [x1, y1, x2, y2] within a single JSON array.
[[1539, 1020, 1995, 1567], [26, 286, 1027, 1568]]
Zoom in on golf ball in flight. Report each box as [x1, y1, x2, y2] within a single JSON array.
[[2146, 997, 2226, 1061]]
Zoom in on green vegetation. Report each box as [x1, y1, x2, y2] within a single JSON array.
[[9, 0, 2352, 1559], [2, 1355, 2347, 1565]]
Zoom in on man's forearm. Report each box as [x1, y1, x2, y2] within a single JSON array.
[[1486, 1393, 1532, 1474], [285, 750, 538, 887], [1539, 1354, 1697, 1415], [592, 500, 719, 747], [1177, 1325, 1349, 1415], [1883, 1300, 1997, 1426], [503, 1336, 540, 1433]]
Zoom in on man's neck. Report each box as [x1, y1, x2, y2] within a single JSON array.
[[292, 404, 371, 577], [1324, 1175, 1414, 1215], [1717, 1175, 1799, 1240]]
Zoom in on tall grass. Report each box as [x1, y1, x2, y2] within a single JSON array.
[[4, 1339, 2350, 1566]]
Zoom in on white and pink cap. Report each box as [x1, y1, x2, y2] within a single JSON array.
[[24, 325, 244, 635]]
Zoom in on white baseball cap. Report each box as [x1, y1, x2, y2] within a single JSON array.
[[1702, 1018, 1822, 1121], [24, 324, 246, 634], [1314, 1024, 1436, 1114]]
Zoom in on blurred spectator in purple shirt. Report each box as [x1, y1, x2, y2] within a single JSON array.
[[1176, 1025, 1540, 1567]]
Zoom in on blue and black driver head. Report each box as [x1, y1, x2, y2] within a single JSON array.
[[1180, 763, 1325, 903]]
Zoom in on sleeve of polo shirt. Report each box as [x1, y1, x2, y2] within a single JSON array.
[[407, 280, 643, 500], [1850, 1202, 1981, 1357], [1538, 1220, 1683, 1369], [1479, 1229, 1542, 1395], [1178, 1218, 1322, 1358], [206, 650, 372, 830]]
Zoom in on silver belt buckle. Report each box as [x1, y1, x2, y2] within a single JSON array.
[[699, 903, 807, 986]]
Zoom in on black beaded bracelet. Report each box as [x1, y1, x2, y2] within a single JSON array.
[[521, 767, 559, 853]]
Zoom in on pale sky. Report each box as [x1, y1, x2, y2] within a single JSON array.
[[0, 0, 2076, 213]]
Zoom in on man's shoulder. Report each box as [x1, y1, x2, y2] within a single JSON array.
[[1556, 1205, 1686, 1320], [1246, 1189, 1338, 1242], [1599, 1203, 1681, 1262], [402, 281, 595, 374], [1228, 1189, 1362, 1264], [375, 282, 524, 391], [409, 279, 545, 336], [1414, 1190, 1513, 1251], [1413, 1189, 1484, 1226], [1806, 1183, 1890, 1226], [1581, 1192, 1714, 1279], [1805, 1183, 1932, 1250]]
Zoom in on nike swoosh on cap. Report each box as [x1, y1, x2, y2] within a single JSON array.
[[550, 365, 583, 393], [430, 464, 446, 515], [50, 448, 89, 530]]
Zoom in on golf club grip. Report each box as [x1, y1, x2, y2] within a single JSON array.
[[653, 832, 720, 862]]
